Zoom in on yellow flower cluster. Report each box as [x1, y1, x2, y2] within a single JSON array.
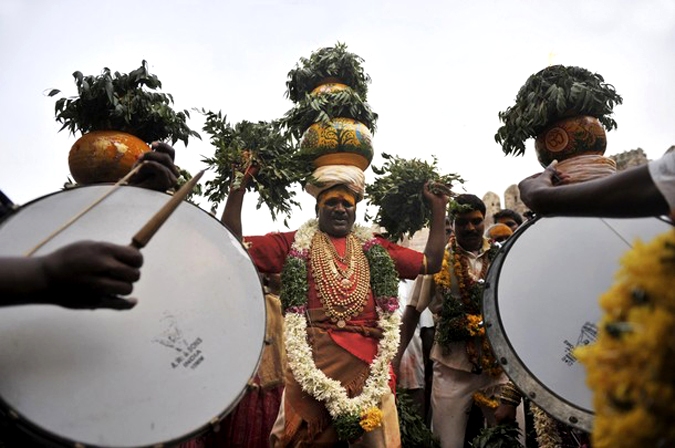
[[359, 406, 384, 432], [434, 251, 452, 289], [575, 229, 675, 448], [467, 314, 485, 337]]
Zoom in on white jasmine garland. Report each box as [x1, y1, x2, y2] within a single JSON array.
[[283, 219, 401, 421]]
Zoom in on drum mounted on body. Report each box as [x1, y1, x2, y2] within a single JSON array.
[[483, 215, 673, 432], [0, 185, 267, 447]]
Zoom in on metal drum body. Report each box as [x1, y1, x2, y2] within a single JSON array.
[[0, 185, 266, 447], [483, 216, 673, 431]]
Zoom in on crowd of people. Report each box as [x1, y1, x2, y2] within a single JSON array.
[[0, 143, 673, 447]]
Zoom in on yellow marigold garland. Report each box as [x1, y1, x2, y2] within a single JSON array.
[[574, 228, 675, 448], [433, 236, 501, 375]]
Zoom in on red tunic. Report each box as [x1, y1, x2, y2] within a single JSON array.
[[244, 230, 422, 363], [244, 230, 423, 445]]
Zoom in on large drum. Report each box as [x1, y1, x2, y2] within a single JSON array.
[[483, 215, 673, 432], [0, 185, 266, 447]]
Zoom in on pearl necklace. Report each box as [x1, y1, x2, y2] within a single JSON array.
[[310, 231, 370, 328]]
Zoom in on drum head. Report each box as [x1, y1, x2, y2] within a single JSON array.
[[484, 216, 673, 432], [0, 186, 266, 447]]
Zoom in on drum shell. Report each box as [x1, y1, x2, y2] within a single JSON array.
[[483, 215, 673, 432], [0, 185, 266, 447]]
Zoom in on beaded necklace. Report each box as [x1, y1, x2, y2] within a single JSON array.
[[279, 219, 402, 441], [310, 232, 370, 328]]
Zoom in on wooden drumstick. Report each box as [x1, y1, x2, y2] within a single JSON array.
[[25, 163, 145, 256], [131, 169, 205, 249]]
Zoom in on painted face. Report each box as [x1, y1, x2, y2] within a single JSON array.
[[317, 188, 357, 237], [496, 216, 519, 232], [454, 210, 485, 252]]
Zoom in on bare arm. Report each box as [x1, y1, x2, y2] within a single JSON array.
[[518, 163, 669, 218], [421, 182, 449, 274], [220, 165, 260, 241], [220, 187, 245, 240], [393, 305, 421, 378]]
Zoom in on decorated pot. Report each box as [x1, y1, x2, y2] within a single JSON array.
[[311, 82, 351, 96], [69, 130, 149, 185], [299, 117, 373, 170], [534, 115, 607, 167]]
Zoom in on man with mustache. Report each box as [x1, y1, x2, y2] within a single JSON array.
[[397, 194, 524, 448], [222, 164, 448, 447]]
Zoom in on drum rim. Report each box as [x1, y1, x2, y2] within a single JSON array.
[[483, 216, 593, 432], [0, 185, 266, 447]]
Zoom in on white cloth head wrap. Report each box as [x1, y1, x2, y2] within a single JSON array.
[[305, 165, 366, 202]]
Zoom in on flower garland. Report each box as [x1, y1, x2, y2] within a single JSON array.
[[433, 235, 501, 375], [574, 228, 675, 448], [279, 219, 401, 441]]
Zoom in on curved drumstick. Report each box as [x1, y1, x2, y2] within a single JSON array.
[[131, 169, 205, 248]]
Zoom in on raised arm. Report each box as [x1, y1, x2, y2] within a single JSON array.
[[221, 187, 245, 240], [421, 182, 449, 274], [519, 161, 670, 218], [220, 165, 260, 240]]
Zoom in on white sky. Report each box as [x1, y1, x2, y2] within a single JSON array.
[[1, 0, 674, 235]]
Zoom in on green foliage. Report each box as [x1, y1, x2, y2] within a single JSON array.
[[174, 167, 204, 205], [448, 200, 478, 220], [469, 423, 523, 448], [281, 87, 378, 140], [396, 387, 440, 448], [280, 256, 309, 311], [365, 244, 400, 298], [495, 64, 623, 157], [199, 110, 310, 224], [333, 412, 363, 442], [47, 60, 200, 145], [365, 153, 464, 242], [285, 42, 372, 103]]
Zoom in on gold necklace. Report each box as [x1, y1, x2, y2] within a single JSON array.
[[310, 232, 370, 328]]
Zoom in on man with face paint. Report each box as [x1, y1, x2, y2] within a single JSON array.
[[222, 163, 448, 448], [396, 194, 525, 448]]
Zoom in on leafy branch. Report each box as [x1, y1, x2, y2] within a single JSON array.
[[199, 110, 310, 224], [365, 153, 464, 242]]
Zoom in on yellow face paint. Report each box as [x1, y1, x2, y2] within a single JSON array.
[[318, 188, 356, 209]]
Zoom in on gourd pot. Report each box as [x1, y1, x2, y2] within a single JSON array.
[[534, 115, 607, 168], [299, 117, 374, 170], [68, 130, 150, 185], [311, 81, 350, 96]]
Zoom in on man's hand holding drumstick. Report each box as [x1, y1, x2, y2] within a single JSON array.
[[0, 143, 200, 310]]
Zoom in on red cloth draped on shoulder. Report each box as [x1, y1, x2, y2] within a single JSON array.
[[243, 229, 423, 445]]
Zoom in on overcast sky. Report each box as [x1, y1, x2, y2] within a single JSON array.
[[1, 0, 674, 235]]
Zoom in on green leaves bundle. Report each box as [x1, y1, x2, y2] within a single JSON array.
[[396, 387, 440, 448], [48, 60, 200, 145], [495, 64, 623, 156], [365, 153, 464, 242], [470, 423, 523, 448], [199, 110, 310, 224], [285, 42, 372, 103], [280, 88, 378, 140]]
